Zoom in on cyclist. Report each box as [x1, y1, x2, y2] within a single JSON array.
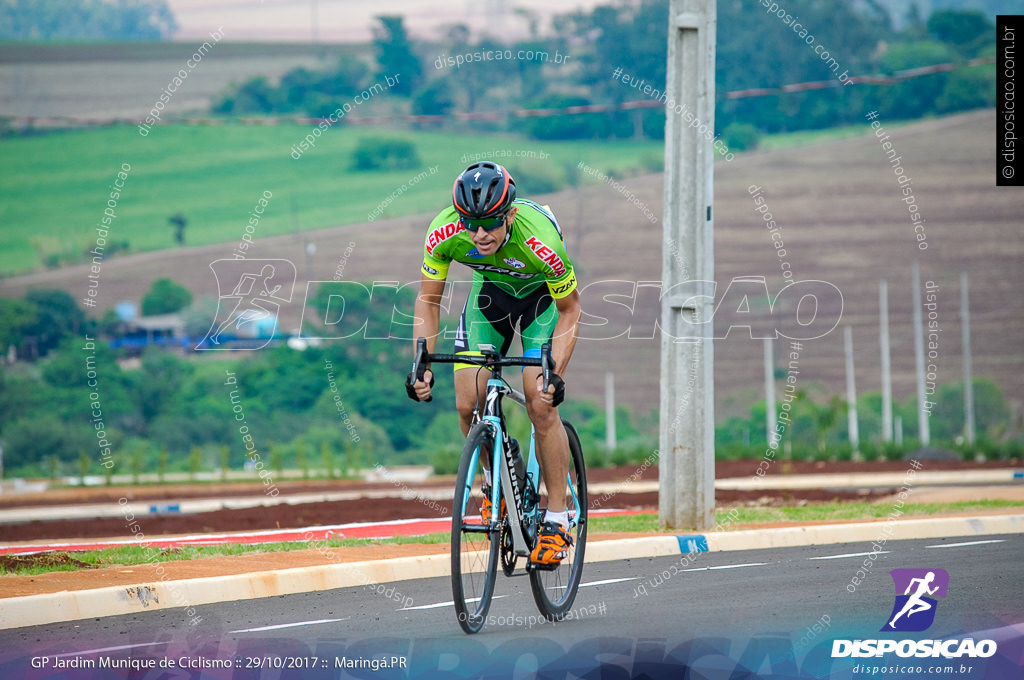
[[407, 161, 581, 568]]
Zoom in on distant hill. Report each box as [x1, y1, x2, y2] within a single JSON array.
[[0, 43, 352, 118]]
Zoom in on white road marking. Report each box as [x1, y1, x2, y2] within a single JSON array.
[[579, 577, 638, 588], [682, 562, 767, 572], [809, 551, 892, 560], [541, 576, 638, 592], [399, 595, 508, 611], [925, 539, 1006, 549], [230, 618, 349, 633]]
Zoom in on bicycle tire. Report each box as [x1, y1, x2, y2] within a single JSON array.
[[529, 418, 588, 620], [451, 421, 500, 634]]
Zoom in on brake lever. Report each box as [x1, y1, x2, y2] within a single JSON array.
[[541, 341, 552, 394], [412, 337, 432, 402]]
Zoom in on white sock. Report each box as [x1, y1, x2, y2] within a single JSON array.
[[483, 469, 492, 486], [544, 509, 568, 530]]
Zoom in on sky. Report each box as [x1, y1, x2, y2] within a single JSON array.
[[167, 0, 610, 43]]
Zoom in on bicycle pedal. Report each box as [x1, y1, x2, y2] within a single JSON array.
[[527, 560, 561, 572]]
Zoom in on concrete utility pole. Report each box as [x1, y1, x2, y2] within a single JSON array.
[[659, 0, 716, 531], [844, 326, 860, 453], [764, 338, 776, 445], [605, 372, 617, 452], [879, 280, 893, 443], [961, 272, 976, 446], [911, 262, 930, 445]]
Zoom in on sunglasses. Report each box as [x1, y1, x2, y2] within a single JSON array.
[[460, 213, 508, 232]]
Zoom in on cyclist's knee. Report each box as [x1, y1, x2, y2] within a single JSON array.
[[456, 394, 476, 421], [525, 394, 558, 428]]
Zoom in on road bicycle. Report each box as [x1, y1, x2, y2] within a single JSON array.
[[410, 338, 588, 634]]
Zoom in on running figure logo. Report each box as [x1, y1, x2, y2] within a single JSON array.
[[197, 259, 296, 350], [882, 568, 950, 632]]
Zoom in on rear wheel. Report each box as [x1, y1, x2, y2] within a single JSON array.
[[451, 421, 499, 634], [529, 419, 588, 620]]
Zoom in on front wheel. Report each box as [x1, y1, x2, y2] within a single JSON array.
[[529, 418, 588, 620], [451, 421, 499, 634]]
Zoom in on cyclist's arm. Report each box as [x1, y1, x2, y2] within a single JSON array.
[[549, 288, 581, 376], [409, 273, 445, 400], [413, 272, 446, 357]]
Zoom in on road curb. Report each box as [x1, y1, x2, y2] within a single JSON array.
[[1, 513, 1021, 631]]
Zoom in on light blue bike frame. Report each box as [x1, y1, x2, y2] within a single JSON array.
[[461, 375, 581, 558]]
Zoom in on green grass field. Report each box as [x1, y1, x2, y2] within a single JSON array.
[[591, 500, 1024, 533], [0, 120, 878, 277], [0, 125, 662, 275]]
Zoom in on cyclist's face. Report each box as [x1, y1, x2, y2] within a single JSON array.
[[470, 208, 514, 255]]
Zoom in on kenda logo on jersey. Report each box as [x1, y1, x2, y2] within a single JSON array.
[[525, 236, 566, 276], [425, 221, 465, 256], [832, 569, 997, 659]]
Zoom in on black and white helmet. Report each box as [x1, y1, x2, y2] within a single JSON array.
[[451, 162, 516, 219]]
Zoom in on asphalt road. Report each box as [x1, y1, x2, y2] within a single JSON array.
[[2, 536, 1022, 679]]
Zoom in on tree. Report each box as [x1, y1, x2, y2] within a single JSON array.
[[927, 10, 993, 54], [130, 445, 143, 484], [877, 41, 957, 119], [929, 379, 1011, 442], [351, 137, 421, 171], [142, 278, 193, 316], [167, 213, 187, 245], [522, 94, 626, 140], [373, 15, 421, 95], [554, 1, 669, 105], [814, 396, 848, 453], [318, 55, 371, 97], [24, 289, 85, 357], [97, 307, 126, 338], [513, 39, 552, 100], [321, 440, 334, 479], [139, 350, 192, 421], [411, 78, 456, 117], [219, 444, 230, 480], [0, 0, 178, 40], [189, 445, 202, 480], [0, 298, 37, 355], [157, 445, 168, 482], [270, 442, 284, 476], [279, 67, 322, 112], [936, 66, 996, 114], [297, 442, 309, 479], [212, 76, 280, 115], [77, 450, 90, 485], [902, 2, 928, 40]]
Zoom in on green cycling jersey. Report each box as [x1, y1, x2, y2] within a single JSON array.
[[421, 199, 577, 300]]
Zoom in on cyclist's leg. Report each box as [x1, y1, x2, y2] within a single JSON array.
[[519, 287, 569, 515], [453, 278, 516, 436]]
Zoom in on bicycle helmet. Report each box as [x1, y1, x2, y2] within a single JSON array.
[[452, 161, 516, 219]]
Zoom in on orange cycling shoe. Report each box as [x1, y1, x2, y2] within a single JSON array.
[[480, 485, 506, 523], [529, 521, 573, 570]]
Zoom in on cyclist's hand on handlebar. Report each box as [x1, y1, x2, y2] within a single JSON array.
[[536, 372, 565, 407], [406, 369, 434, 402]]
